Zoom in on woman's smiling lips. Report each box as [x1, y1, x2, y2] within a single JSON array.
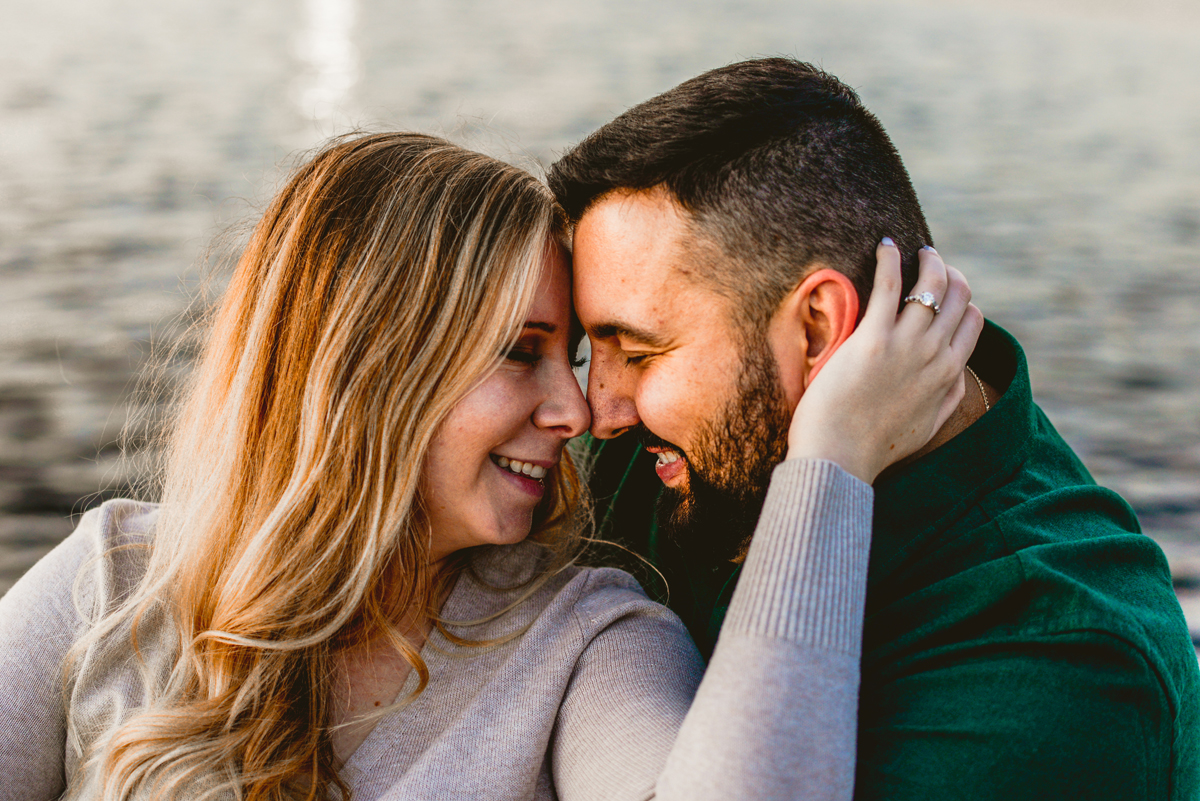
[[646, 447, 686, 486], [490, 454, 553, 498]]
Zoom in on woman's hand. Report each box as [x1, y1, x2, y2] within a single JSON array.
[[785, 240, 984, 484]]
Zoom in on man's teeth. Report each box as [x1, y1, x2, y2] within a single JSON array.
[[496, 456, 547, 480], [656, 450, 682, 467]]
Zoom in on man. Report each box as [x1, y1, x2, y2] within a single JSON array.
[[548, 58, 1199, 799]]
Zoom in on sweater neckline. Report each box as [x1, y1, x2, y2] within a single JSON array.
[[341, 569, 470, 775]]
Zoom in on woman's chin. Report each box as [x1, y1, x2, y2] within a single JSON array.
[[488, 515, 536, 548], [432, 516, 534, 560]]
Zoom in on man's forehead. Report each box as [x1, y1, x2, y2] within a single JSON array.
[[571, 192, 738, 343], [572, 187, 703, 289]]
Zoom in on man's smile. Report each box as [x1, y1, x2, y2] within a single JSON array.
[[646, 446, 687, 485]]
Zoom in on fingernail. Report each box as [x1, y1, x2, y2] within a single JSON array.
[[923, 245, 938, 254], [881, 237, 895, 247]]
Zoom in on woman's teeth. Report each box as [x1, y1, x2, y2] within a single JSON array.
[[656, 450, 682, 467], [497, 456, 547, 480]]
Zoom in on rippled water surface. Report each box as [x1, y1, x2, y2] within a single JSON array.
[[3, 0, 1199, 617]]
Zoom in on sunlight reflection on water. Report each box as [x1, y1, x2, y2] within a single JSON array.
[[295, 0, 360, 123]]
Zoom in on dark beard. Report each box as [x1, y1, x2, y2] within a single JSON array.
[[651, 337, 791, 563]]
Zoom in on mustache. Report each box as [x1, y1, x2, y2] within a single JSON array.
[[634, 424, 683, 455]]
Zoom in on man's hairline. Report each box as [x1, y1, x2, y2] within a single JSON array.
[[573, 182, 842, 346]]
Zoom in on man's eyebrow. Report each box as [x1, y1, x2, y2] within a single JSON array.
[[523, 321, 557, 333], [589, 322, 670, 348]]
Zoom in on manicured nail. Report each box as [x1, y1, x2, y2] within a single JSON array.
[[881, 237, 895, 247], [923, 245, 938, 254]]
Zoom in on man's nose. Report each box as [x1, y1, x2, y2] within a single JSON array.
[[586, 354, 640, 439]]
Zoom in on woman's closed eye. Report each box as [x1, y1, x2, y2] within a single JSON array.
[[506, 335, 590, 370], [505, 345, 542, 366]]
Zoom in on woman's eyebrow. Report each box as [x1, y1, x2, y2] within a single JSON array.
[[523, 321, 557, 333]]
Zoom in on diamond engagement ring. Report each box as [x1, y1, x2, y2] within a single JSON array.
[[903, 291, 941, 314]]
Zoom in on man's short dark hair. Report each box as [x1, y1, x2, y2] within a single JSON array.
[[548, 57, 932, 329]]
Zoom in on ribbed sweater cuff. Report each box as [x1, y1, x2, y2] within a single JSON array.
[[721, 458, 874, 656]]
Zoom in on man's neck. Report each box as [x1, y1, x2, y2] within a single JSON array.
[[883, 368, 998, 478]]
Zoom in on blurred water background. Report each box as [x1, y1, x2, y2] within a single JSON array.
[[3, 0, 1199, 636]]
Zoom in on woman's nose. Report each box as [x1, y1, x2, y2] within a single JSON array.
[[534, 365, 591, 438]]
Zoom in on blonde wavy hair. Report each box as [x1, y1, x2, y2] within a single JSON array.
[[64, 132, 582, 800]]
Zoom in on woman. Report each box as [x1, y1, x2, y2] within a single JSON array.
[[0, 132, 978, 800]]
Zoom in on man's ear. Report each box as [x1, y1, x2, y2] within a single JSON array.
[[801, 268, 859, 383], [772, 268, 859, 390]]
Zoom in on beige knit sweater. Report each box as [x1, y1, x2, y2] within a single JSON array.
[[0, 458, 872, 800]]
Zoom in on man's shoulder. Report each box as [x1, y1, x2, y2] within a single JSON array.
[[867, 445, 1200, 754], [862, 465, 1200, 798], [881, 444, 1184, 650], [973, 425, 1176, 636]]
